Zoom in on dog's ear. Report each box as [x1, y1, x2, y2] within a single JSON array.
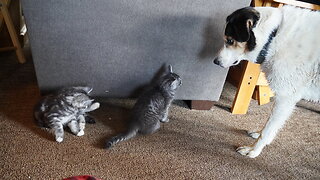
[[225, 19, 251, 42], [225, 7, 260, 42]]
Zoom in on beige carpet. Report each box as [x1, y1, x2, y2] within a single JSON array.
[[0, 52, 319, 180]]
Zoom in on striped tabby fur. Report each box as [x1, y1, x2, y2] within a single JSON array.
[[34, 86, 100, 142]]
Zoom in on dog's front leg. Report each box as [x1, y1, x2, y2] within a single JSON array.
[[237, 95, 299, 158]]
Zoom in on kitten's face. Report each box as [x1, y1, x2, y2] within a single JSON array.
[[66, 93, 94, 110], [161, 73, 182, 90]]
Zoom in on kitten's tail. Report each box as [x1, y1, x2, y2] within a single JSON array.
[[105, 128, 138, 149]]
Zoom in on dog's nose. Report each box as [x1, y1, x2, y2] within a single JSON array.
[[213, 57, 220, 66]]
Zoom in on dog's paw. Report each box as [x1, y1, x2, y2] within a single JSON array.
[[247, 131, 260, 139], [77, 130, 84, 136], [236, 146, 260, 158], [56, 137, 63, 143]]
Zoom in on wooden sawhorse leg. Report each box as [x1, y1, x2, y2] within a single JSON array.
[[231, 0, 318, 115], [0, 0, 26, 63], [231, 61, 260, 114], [231, 61, 274, 114], [252, 85, 272, 105]]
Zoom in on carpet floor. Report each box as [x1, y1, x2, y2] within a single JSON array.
[[0, 52, 319, 180]]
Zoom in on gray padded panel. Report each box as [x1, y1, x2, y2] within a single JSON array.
[[22, 0, 250, 100]]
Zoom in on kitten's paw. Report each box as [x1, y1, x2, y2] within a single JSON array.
[[236, 146, 260, 158], [161, 118, 169, 123], [77, 130, 84, 136], [56, 137, 63, 143], [90, 102, 100, 111], [247, 131, 260, 139]]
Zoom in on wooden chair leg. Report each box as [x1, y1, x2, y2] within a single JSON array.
[[0, 0, 26, 63], [257, 85, 271, 105], [231, 61, 260, 114], [190, 100, 214, 110]]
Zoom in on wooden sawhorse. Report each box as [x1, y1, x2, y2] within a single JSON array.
[[0, 0, 26, 63], [230, 0, 320, 114]]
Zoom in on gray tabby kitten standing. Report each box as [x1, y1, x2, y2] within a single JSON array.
[[105, 65, 182, 149], [34, 86, 100, 142]]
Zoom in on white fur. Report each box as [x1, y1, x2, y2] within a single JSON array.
[[68, 120, 80, 135], [247, 131, 260, 139], [56, 137, 63, 143], [90, 102, 100, 111], [78, 115, 86, 133], [60, 115, 73, 125], [77, 130, 84, 136], [217, 6, 320, 158]]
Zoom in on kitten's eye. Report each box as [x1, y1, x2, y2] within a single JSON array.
[[226, 38, 234, 45]]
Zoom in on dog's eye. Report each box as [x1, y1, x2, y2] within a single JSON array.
[[226, 38, 234, 45]]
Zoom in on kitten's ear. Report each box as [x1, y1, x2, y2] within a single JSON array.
[[156, 64, 169, 78], [74, 86, 93, 94], [151, 64, 169, 85], [159, 64, 172, 78], [168, 65, 173, 73]]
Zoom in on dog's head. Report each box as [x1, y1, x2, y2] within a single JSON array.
[[214, 7, 260, 68]]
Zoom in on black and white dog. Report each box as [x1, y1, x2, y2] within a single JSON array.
[[214, 6, 320, 158]]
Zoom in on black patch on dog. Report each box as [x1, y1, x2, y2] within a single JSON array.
[[256, 27, 278, 64], [225, 7, 260, 51]]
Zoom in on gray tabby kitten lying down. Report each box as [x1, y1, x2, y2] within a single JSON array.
[[106, 65, 182, 149], [34, 87, 100, 142]]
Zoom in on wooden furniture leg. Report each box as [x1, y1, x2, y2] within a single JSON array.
[[253, 70, 274, 105], [230, 0, 319, 115], [231, 61, 260, 114], [231, 0, 318, 115], [0, 0, 26, 63], [190, 100, 214, 110], [257, 86, 271, 105]]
